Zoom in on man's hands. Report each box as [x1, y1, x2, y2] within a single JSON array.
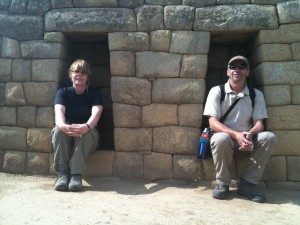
[[59, 123, 89, 137], [235, 131, 254, 152]]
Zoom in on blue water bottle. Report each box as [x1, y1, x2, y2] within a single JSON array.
[[197, 128, 212, 159]]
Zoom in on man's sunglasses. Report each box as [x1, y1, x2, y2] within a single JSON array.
[[228, 64, 248, 70]]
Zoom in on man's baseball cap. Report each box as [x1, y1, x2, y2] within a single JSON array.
[[228, 56, 249, 67]]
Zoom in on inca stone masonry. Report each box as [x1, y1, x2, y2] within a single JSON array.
[[0, 0, 300, 189]]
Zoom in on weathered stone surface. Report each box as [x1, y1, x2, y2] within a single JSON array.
[[0, 150, 3, 169], [251, 0, 286, 4], [44, 32, 70, 46], [0, 127, 27, 151], [26, 152, 49, 175], [164, 6, 194, 30], [10, 0, 27, 14], [251, 44, 292, 66], [180, 55, 207, 79], [266, 106, 300, 130], [27, 128, 52, 153], [27, 0, 51, 16], [5, 82, 26, 106], [170, 31, 210, 55], [292, 85, 300, 105], [178, 104, 203, 128], [17, 106, 36, 127], [173, 155, 203, 180], [111, 77, 151, 105], [110, 51, 135, 76], [32, 59, 62, 82], [113, 152, 143, 178], [142, 104, 178, 127], [23, 82, 58, 106], [136, 51, 182, 78], [291, 42, 300, 60], [150, 30, 171, 52], [144, 152, 173, 180], [145, 0, 181, 5], [272, 130, 300, 156], [277, 1, 300, 24], [135, 5, 164, 32], [216, 0, 249, 3], [36, 107, 55, 128], [153, 126, 199, 154], [152, 78, 205, 104], [108, 32, 149, 51], [0, 14, 44, 41], [253, 62, 300, 86], [0, 83, 5, 106], [262, 85, 291, 106], [194, 5, 278, 31], [114, 128, 152, 151], [51, 0, 74, 8], [113, 103, 142, 128], [12, 59, 31, 82], [0, 107, 16, 126], [0, 0, 11, 11], [287, 156, 300, 181], [84, 151, 115, 177], [74, 0, 117, 7], [0, 58, 12, 82], [2, 151, 26, 174], [118, 0, 144, 8], [1, 37, 21, 58], [45, 8, 136, 32], [182, 0, 215, 7], [262, 156, 287, 181]]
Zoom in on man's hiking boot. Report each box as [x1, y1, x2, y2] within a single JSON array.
[[68, 174, 83, 192], [54, 173, 70, 191], [212, 183, 229, 200], [237, 179, 266, 203]]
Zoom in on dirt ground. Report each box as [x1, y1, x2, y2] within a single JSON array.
[[0, 172, 299, 225]]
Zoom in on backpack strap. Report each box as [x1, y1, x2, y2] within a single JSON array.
[[219, 84, 225, 104]]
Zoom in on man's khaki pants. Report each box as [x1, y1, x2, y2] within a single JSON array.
[[51, 126, 99, 175], [210, 131, 277, 185]]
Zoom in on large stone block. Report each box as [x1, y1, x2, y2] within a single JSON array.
[[173, 155, 203, 180], [113, 152, 143, 178], [17, 106, 36, 127], [108, 32, 149, 51], [266, 106, 300, 130], [2, 151, 26, 174], [113, 103, 142, 128], [1, 37, 21, 58], [180, 55, 207, 79], [111, 77, 151, 105], [291, 42, 300, 60], [110, 51, 135, 77], [262, 156, 287, 181], [26, 152, 49, 175], [27, 0, 51, 16], [272, 130, 300, 156], [262, 85, 291, 106], [114, 128, 152, 151], [194, 5, 278, 31], [253, 62, 300, 86], [170, 31, 210, 55], [152, 78, 205, 104], [277, 1, 300, 24], [251, 0, 286, 4], [9, 0, 27, 14], [136, 51, 182, 78], [142, 104, 178, 127], [135, 5, 164, 32], [150, 30, 171, 52], [287, 156, 300, 181], [73, 0, 117, 7], [0, 127, 27, 151], [0, 14, 44, 41], [178, 104, 203, 128], [36, 107, 55, 128], [27, 128, 52, 153], [84, 151, 115, 177], [32, 59, 63, 81], [164, 6, 194, 30], [145, 0, 181, 5], [45, 8, 136, 32], [23, 82, 58, 106], [5, 82, 26, 106], [0, 107, 16, 126], [51, 0, 74, 8], [144, 152, 173, 180], [182, 0, 215, 7], [12, 59, 31, 82], [0, 58, 12, 82], [153, 126, 199, 154], [292, 85, 300, 105], [0, 0, 11, 11], [118, 0, 144, 8]]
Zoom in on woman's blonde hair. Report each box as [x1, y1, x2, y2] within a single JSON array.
[[68, 59, 92, 79]]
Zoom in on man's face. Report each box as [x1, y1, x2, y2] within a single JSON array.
[[227, 59, 249, 84]]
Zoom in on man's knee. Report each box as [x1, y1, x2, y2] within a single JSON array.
[[211, 132, 232, 145], [258, 131, 277, 146]]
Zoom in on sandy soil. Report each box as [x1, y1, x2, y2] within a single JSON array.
[[0, 172, 299, 225]]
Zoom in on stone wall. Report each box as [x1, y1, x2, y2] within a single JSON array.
[[0, 0, 299, 188]]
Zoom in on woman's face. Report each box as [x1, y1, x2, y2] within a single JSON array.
[[70, 69, 88, 86]]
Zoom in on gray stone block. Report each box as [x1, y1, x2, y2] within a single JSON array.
[[0, 0, 11, 11], [144, 152, 173, 180], [266, 106, 300, 130], [287, 156, 300, 181], [0, 127, 27, 151], [251, 0, 285, 4], [110, 51, 135, 77], [150, 30, 171, 52], [9, 0, 27, 14], [178, 104, 203, 128], [136, 51, 182, 78], [118, 0, 144, 8], [2, 151, 26, 174], [262, 156, 287, 181], [26, 152, 49, 175], [291, 42, 300, 60], [84, 151, 115, 177], [27, 0, 52, 16], [292, 85, 300, 105], [36, 107, 55, 128], [108, 32, 149, 51], [113, 152, 143, 178], [111, 77, 151, 105], [0, 107, 16, 126], [45, 8, 136, 33], [135, 5, 164, 32], [164, 6, 195, 30], [152, 78, 205, 104], [272, 130, 300, 156], [0, 58, 12, 82], [173, 155, 204, 180], [194, 5, 278, 31], [73, 0, 118, 7], [114, 128, 152, 151], [32, 59, 62, 81], [262, 85, 291, 106], [145, 0, 181, 5], [17, 106, 36, 127], [12, 59, 31, 82], [5, 82, 26, 106], [51, 0, 74, 8], [153, 126, 199, 154], [142, 104, 178, 127], [182, 0, 215, 7], [216, 0, 249, 4], [277, 1, 300, 24], [113, 103, 142, 128], [27, 128, 53, 153], [1, 37, 21, 58], [180, 55, 207, 79]]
